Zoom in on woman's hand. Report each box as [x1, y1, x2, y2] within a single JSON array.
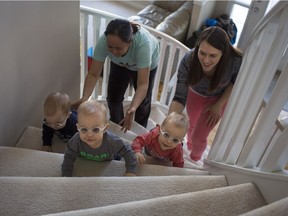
[[124, 172, 136, 176], [119, 107, 136, 133], [203, 83, 233, 128], [204, 103, 222, 128], [42, 145, 52, 152], [71, 97, 87, 110], [135, 152, 146, 164], [119, 68, 149, 133]]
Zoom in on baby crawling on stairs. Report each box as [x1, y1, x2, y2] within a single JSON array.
[[132, 112, 188, 168]]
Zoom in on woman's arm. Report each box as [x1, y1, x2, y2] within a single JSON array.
[[71, 60, 104, 109], [82, 60, 104, 100], [168, 51, 191, 115], [130, 67, 150, 110], [120, 67, 150, 132]]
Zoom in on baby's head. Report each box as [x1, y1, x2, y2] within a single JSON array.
[[77, 99, 108, 148], [43, 92, 71, 130], [158, 112, 188, 151]]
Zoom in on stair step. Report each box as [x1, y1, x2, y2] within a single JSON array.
[[0, 175, 227, 216], [0, 146, 208, 177], [108, 120, 138, 142], [14, 125, 209, 170], [147, 118, 157, 131], [135, 163, 208, 176], [130, 121, 149, 135], [16, 126, 67, 153], [239, 196, 288, 216], [42, 183, 267, 216], [149, 105, 166, 125]]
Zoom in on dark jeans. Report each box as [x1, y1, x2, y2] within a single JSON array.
[[107, 62, 157, 128]]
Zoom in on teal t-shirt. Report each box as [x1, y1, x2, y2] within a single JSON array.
[[93, 27, 159, 71]]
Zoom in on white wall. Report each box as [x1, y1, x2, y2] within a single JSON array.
[[187, 0, 217, 38], [0, 1, 80, 146], [187, 0, 229, 39], [116, 0, 151, 11]]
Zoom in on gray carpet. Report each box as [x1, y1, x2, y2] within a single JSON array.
[[0, 146, 208, 177], [0, 122, 279, 216], [239, 196, 288, 216], [0, 175, 228, 216], [43, 183, 266, 216]]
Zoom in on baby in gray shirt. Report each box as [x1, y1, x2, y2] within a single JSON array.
[[61, 99, 137, 177]]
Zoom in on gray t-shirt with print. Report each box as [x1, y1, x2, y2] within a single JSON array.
[[62, 130, 137, 176]]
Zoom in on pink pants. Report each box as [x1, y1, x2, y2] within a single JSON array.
[[186, 88, 226, 161]]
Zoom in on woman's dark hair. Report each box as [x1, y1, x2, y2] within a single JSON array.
[[188, 26, 242, 91], [104, 18, 140, 43]]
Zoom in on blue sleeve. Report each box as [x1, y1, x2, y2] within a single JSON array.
[[66, 111, 78, 137], [42, 122, 54, 146]]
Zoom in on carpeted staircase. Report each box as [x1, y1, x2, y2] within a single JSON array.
[[1, 105, 288, 216]]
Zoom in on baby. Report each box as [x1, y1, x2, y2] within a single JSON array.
[[42, 92, 77, 152], [132, 112, 188, 168], [61, 99, 137, 177]]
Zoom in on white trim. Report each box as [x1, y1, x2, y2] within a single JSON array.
[[205, 160, 288, 203]]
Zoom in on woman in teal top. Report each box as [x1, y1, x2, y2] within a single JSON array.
[[74, 18, 160, 132]]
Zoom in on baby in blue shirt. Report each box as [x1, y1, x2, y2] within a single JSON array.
[[42, 92, 77, 152]]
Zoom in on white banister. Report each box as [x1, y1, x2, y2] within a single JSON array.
[[259, 127, 288, 173], [237, 56, 288, 168], [208, 2, 288, 166]]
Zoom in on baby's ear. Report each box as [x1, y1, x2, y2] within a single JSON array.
[[104, 122, 110, 131]]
